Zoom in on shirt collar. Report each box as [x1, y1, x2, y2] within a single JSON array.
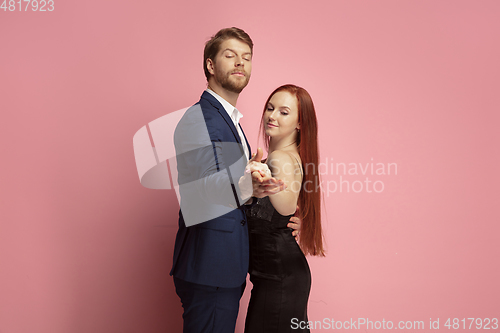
[[205, 89, 243, 123]]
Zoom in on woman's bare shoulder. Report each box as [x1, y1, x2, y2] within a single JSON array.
[[267, 150, 302, 179], [267, 149, 295, 163]]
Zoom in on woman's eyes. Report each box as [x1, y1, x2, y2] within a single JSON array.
[[266, 107, 288, 115]]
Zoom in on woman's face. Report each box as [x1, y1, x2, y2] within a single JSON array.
[[264, 91, 300, 140]]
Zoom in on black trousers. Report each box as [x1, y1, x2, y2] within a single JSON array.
[[174, 276, 246, 333]]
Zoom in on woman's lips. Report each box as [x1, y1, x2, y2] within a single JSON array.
[[267, 123, 278, 128]]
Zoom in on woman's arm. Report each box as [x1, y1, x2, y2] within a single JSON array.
[[266, 150, 302, 216]]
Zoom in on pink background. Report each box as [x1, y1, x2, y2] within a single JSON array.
[[1, 1, 499, 332]]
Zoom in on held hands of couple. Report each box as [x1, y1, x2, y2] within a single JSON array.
[[246, 148, 287, 198], [242, 149, 300, 239], [244, 151, 301, 240]]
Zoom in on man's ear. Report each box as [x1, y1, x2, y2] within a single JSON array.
[[206, 58, 215, 75]]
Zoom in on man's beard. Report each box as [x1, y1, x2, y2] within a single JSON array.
[[214, 68, 250, 93]]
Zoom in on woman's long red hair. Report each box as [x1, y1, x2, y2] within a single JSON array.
[[260, 84, 325, 256]]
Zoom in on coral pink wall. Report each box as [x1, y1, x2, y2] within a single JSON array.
[[1, 1, 499, 332]]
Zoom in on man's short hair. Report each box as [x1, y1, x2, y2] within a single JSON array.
[[203, 27, 253, 81]]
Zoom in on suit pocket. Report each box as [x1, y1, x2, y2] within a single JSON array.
[[197, 217, 236, 233]]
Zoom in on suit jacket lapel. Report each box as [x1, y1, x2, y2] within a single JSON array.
[[201, 91, 242, 145]]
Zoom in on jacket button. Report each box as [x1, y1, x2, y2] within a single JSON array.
[[241, 220, 246, 226]]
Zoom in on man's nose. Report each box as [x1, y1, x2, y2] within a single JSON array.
[[235, 56, 244, 66]]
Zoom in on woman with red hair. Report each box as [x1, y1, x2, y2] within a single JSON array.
[[245, 84, 324, 332]]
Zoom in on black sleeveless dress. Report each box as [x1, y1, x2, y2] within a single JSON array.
[[244, 196, 311, 333]]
